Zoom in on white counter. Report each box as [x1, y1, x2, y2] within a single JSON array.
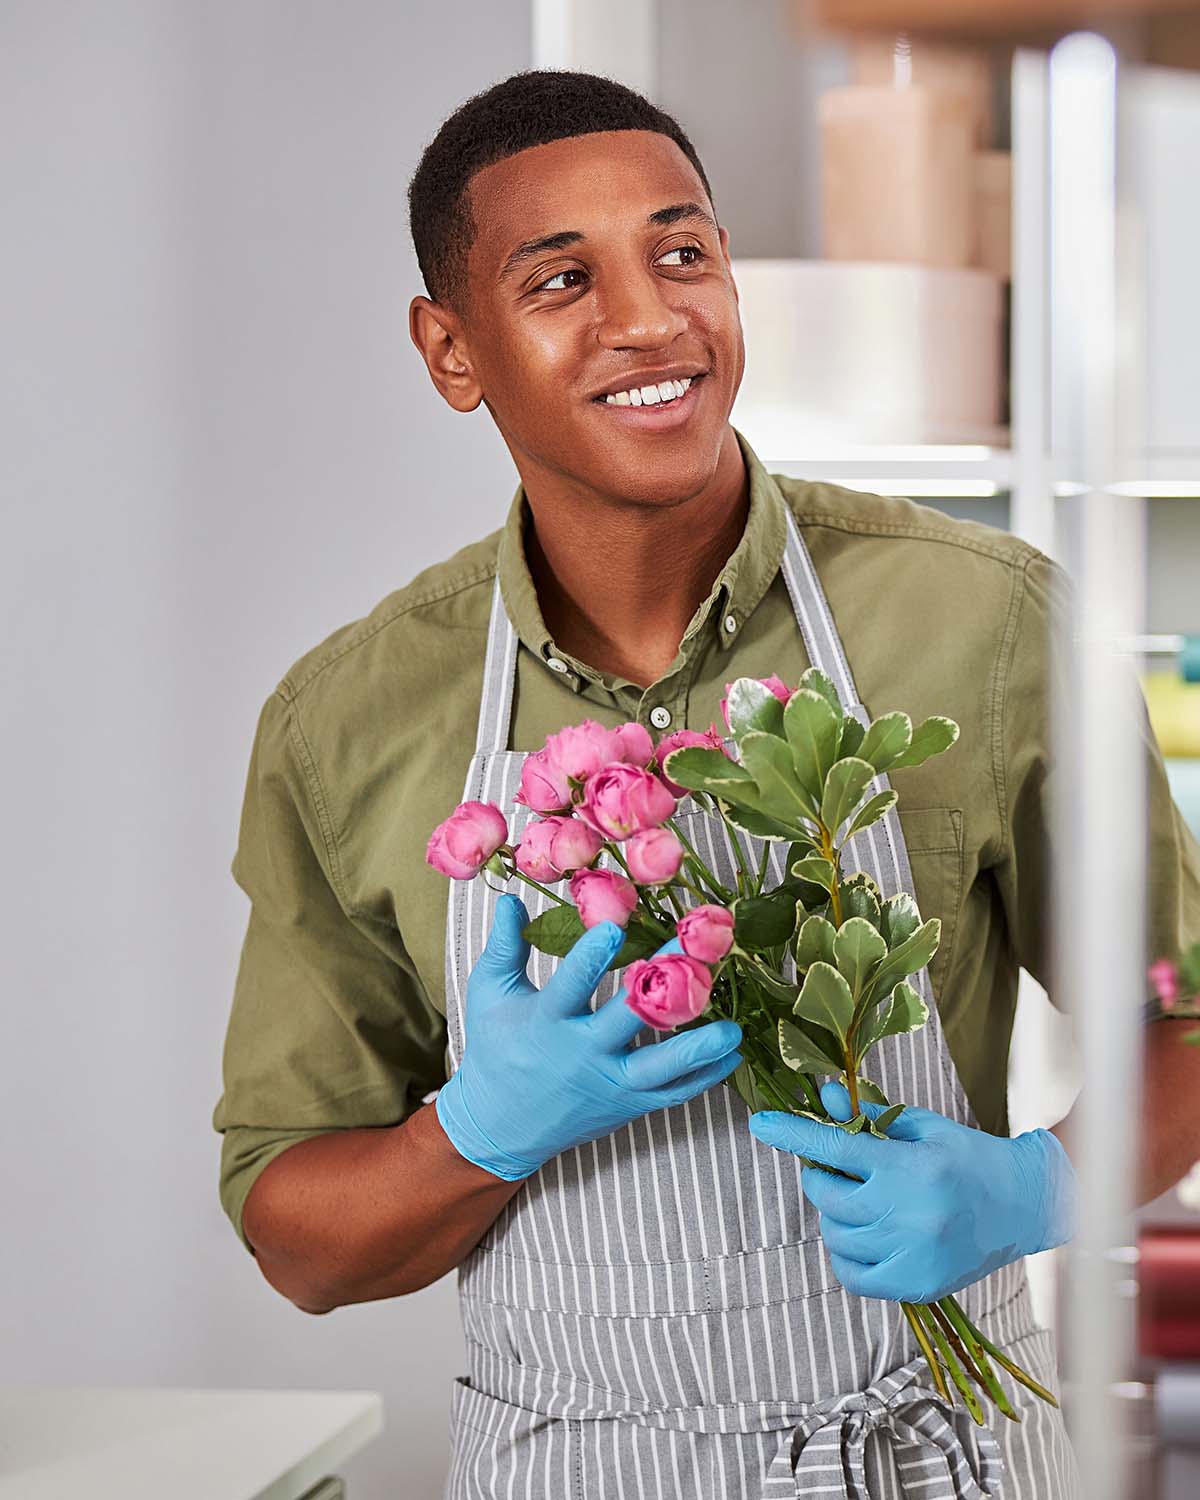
[[0, 1386, 384, 1500]]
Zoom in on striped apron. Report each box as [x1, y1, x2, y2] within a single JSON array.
[[441, 507, 1079, 1499]]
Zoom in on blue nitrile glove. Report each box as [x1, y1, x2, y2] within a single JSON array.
[[748, 1080, 1079, 1304], [435, 893, 744, 1180]]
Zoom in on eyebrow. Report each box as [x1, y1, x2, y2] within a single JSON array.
[[496, 201, 719, 285]]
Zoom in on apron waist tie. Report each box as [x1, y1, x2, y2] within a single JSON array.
[[761, 1355, 1004, 1500], [471, 1349, 1005, 1499]]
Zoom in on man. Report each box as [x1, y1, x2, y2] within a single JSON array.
[[213, 69, 1200, 1497]]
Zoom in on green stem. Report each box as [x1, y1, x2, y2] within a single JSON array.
[[936, 1299, 1021, 1422], [714, 801, 754, 895], [956, 1311, 1060, 1408], [902, 1302, 951, 1404], [918, 1304, 985, 1425], [753, 840, 772, 896], [510, 870, 570, 906]]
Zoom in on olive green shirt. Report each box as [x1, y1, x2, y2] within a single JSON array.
[[213, 427, 1200, 1255]]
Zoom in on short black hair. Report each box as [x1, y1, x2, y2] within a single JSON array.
[[407, 69, 715, 315]]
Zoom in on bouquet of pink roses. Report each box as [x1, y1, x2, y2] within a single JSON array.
[[428, 670, 1057, 1426], [1148, 943, 1200, 1038]]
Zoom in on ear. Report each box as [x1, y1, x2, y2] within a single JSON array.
[[719, 225, 738, 306], [408, 296, 483, 413]]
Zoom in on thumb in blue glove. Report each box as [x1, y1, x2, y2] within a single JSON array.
[[748, 1080, 1078, 1304], [436, 894, 744, 1180]]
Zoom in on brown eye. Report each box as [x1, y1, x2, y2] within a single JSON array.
[[535, 267, 586, 293]]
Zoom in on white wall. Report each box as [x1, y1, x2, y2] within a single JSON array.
[[1, 4, 523, 1496]]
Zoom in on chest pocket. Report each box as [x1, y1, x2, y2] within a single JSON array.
[[895, 807, 964, 1001]]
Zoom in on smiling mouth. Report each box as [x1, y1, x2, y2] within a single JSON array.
[[591, 372, 706, 416]]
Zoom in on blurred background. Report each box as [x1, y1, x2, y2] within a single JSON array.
[[3, 1, 1200, 1497]]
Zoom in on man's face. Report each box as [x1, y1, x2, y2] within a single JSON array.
[[450, 129, 744, 508]]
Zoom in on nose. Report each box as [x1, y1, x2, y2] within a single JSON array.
[[594, 264, 689, 351]]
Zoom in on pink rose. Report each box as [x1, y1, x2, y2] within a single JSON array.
[[625, 826, 684, 885], [426, 801, 509, 880], [677, 904, 735, 963], [613, 720, 655, 767], [550, 817, 603, 874], [568, 868, 638, 929], [1149, 957, 1181, 1010], [719, 674, 792, 731], [577, 763, 676, 841], [654, 724, 730, 798], [623, 954, 714, 1028], [514, 817, 568, 882], [514, 747, 573, 814], [544, 720, 625, 783]]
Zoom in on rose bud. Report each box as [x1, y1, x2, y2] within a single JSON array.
[[613, 720, 655, 767], [1149, 957, 1181, 1009], [677, 903, 735, 963], [577, 763, 676, 841], [514, 747, 573, 814], [549, 817, 603, 875], [544, 720, 625, 783], [625, 826, 684, 885], [425, 801, 509, 880], [719, 674, 792, 731], [568, 868, 639, 929], [623, 953, 714, 1028], [654, 725, 730, 798], [514, 817, 569, 882]]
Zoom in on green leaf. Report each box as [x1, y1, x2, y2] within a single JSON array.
[[790, 854, 837, 893], [880, 893, 922, 950], [839, 873, 881, 927], [746, 963, 801, 1006], [795, 913, 837, 969], [861, 980, 929, 1050], [734, 890, 800, 951], [797, 668, 845, 724], [740, 730, 820, 824], [522, 903, 587, 956], [723, 804, 810, 841], [660, 746, 772, 818], [778, 1018, 838, 1075], [854, 1075, 891, 1106], [839, 715, 866, 759], [886, 716, 960, 771], [609, 921, 666, 971], [726, 677, 786, 739], [833, 916, 888, 998], [869, 1103, 906, 1136], [843, 789, 899, 842], [783, 689, 841, 803], [869, 920, 941, 1001], [842, 1113, 868, 1134], [794, 960, 855, 1040], [789, 1015, 846, 1067], [858, 712, 913, 772], [820, 757, 877, 836]]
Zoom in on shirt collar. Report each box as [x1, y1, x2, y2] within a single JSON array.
[[495, 426, 789, 692]]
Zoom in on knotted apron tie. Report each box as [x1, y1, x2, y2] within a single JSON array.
[[761, 1355, 1005, 1500]]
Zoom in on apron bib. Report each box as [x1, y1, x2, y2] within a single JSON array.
[[440, 508, 1079, 1499]]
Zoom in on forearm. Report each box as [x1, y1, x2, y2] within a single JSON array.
[[1051, 1017, 1200, 1207], [241, 1099, 524, 1314]]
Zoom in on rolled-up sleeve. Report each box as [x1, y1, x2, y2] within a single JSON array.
[[212, 689, 448, 1255], [994, 551, 1200, 1007]]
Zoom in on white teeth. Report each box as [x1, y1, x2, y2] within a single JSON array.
[[603, 374, 696, 406]]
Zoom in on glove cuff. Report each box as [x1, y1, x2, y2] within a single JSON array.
[[1018, 1127, 1080, 1255], [434, 1072, 540, 1182]]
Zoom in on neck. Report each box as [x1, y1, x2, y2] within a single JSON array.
[[520, 427, 750, 690]]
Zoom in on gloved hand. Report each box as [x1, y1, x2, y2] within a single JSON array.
[[436, 892, 744, 1180], [748, 1080, 1079, 1304]]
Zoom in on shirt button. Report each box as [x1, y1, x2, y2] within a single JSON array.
[[649, 705, 672, 730], [547, 656, 569, 674], [724, 613, 738, 634]]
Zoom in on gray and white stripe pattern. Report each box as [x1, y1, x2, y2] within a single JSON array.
[[440, 509, 1078, 1498]]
